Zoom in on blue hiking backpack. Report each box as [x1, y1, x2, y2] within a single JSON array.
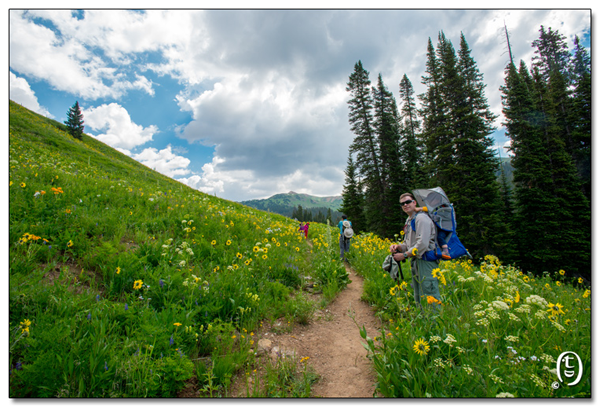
[[410, 187, 471, 261]]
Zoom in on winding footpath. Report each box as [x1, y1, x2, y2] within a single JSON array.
[[233, 262, 382, 398]]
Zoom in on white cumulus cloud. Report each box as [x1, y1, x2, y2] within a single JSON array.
[[176, 155, 344, 201], [132, 146, 191, 178], [84, 103, 157, 151], [9, 10, 157, 100], [9, 72, 52, 117]]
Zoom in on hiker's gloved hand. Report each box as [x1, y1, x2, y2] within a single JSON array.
[[393, 252, 406, 262]]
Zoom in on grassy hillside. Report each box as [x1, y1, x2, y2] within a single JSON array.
[[9, 100, 349, 397]]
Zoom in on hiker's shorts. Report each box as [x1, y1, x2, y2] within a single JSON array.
[[411, 258, 441, 308]]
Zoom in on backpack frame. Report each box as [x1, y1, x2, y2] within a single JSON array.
[[411, 187, 471, 261]]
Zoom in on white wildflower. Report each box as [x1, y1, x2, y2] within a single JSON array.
[[492, 300, 510, 311], [541, 354, 556, 364], [476, 318, 490, 327], [525, 295, 548, 308], [443, 334, 457, 346], [489, 374, 504, 384], [530, 374, 546, 388]]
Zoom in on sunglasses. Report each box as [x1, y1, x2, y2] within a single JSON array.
[[400, 199, 414, 206]]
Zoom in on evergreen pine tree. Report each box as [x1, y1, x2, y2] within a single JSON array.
[[569, 35, 591, 199], [418, 38, 447, 181], [65, 101, 84, 140], [501, 57, 590, 277], [398, 74, 427, 188], [418, 32, 507, 259], [340, 154, 366, 233], [346, 61, 385, 235], [452, 33, 508, 259], [372, 73, 405, 237]]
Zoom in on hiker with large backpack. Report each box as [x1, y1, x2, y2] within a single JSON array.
[[338, 215, 354, 261], [390, 192, 442, 310]]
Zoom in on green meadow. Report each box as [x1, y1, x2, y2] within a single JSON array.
[[9, 101, 347, 397], [348, 233, 591, 397], [9, 101, 590, 398]]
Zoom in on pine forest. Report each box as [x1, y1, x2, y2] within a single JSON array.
[[341, 26, 591, 280]]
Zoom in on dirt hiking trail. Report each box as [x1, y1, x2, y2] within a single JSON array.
[[231, 262, 382, 398]]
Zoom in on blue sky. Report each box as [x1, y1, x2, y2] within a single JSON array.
[[9, 7, 592, 201]]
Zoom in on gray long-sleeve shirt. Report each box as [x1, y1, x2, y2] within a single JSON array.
[[403, 212, 437, 259]]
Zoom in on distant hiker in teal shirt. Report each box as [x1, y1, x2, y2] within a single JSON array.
[[338, 215, 353, 261]]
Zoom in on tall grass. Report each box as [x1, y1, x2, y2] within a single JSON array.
[[9, 101, 348, 397], [348, 232, 591, 398]]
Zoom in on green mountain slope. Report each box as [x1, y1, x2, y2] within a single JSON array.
[[9, 100, 348, 397], [240, 191, 343, 218]]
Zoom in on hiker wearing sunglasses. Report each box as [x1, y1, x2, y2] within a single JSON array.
[[390, 192, 441, 309]]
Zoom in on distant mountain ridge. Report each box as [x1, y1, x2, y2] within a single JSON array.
[[240, 191, 343, 219]]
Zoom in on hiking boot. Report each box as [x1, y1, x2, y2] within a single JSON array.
[[441, 248, 451, 260]]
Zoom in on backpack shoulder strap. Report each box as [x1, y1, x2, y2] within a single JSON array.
[[410, 212, 426, 232]]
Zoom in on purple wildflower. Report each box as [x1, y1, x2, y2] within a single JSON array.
[[169, 335, 174, 346], [87, 313, 91, 320], [125, 303, 129, 311], [104, 361, 108, 371], [15, 362, 22, 371], [159, 279, 164, 288]]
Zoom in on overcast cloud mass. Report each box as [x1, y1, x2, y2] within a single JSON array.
[[9, 7, 592, 201]]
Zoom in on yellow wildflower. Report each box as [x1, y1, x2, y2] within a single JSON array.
[[547, 302, 565, 317], [413, 338, 430, 356], [116, 267, 121, 274], [133, 280, 143, 290]]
